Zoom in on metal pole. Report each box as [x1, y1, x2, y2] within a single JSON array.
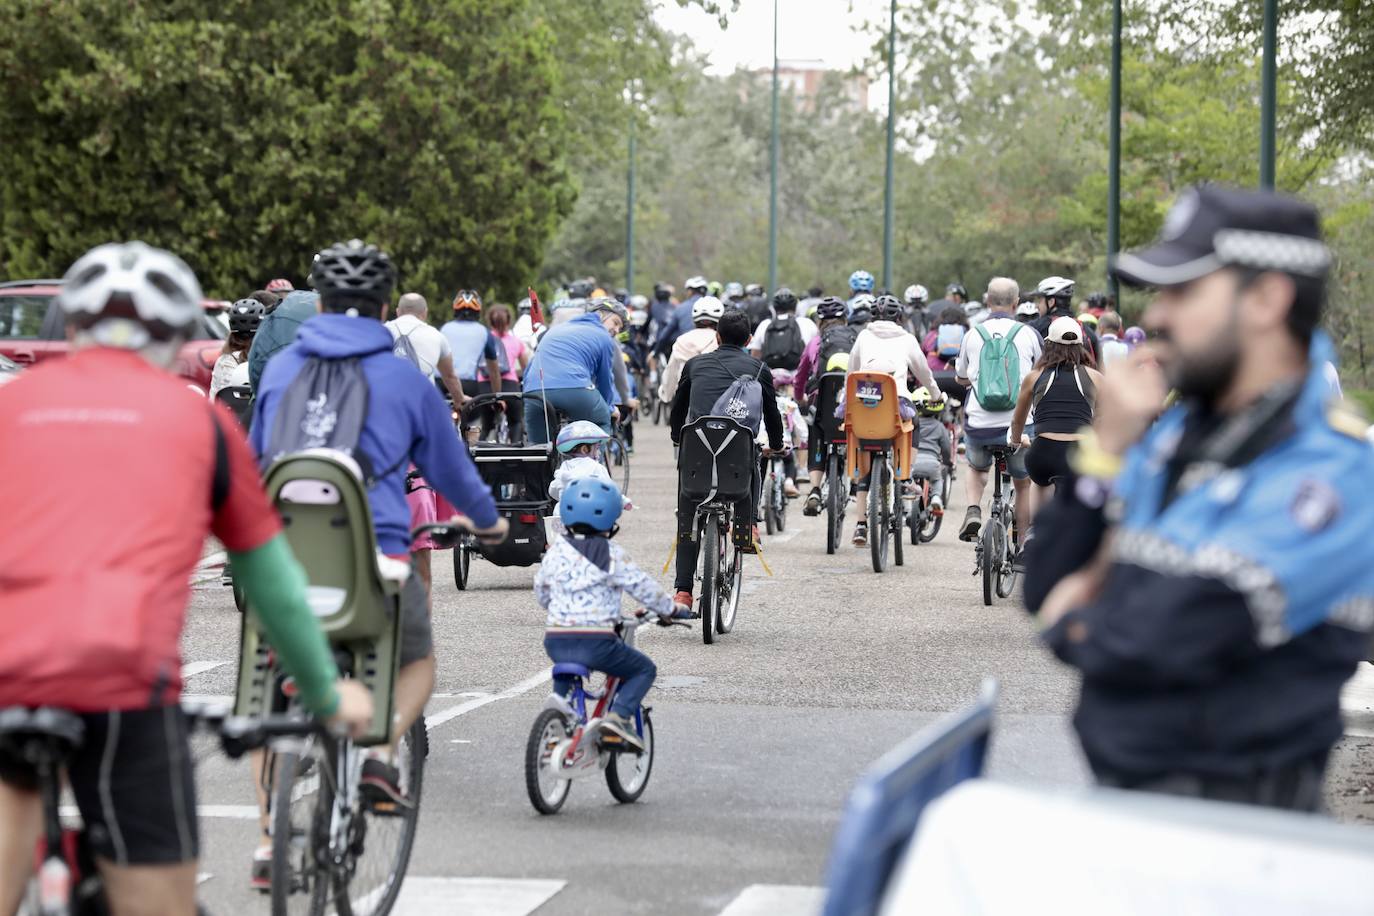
[[882, 0, 896, 291], [1107, 0, 1122, 303], [768, 0, 779, 295], [626, 86, 637, 295], [1259, 0, 1278, 189]]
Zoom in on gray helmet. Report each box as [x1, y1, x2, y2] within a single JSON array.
[[588, 296, 628, 322], [312, 239, 396, 302]]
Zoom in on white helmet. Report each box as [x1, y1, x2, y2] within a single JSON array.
[[59, 241, 202, 349], [629, 294, 649, 309], [963, 299, 984, 317], [903, 284, 928, 303], [1035, 276, 1075, 300], [684, 275, 709, 293], [691, 295, 725, 324]]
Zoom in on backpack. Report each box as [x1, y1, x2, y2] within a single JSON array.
[[261, 357, 402, 485], [809, 324, 859, 393], [972, 323, 1024, 412], [745, 296, 772, 331], [936, 323, 964, 360], [709, 373, 765, 434], [761, 316, 804, 370], [392, 327, 425, 373]]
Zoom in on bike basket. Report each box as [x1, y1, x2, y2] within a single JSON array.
[[679, 416, 755, 502]]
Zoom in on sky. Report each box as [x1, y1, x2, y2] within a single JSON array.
[[654, 0, 890, 78]]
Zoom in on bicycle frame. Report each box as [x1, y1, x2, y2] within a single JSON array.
[[543, 619, 650, 776]]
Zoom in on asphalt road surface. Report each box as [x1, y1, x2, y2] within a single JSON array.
[[179, 421, 1373, 915]]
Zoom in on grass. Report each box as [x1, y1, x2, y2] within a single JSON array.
[[1346, 390, 1374, 419]]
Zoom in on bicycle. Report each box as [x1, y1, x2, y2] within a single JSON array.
[[973, 444, 1019, 605], [762, 447, 790, 535], [604, 418, 631, 494], [812, 371, 848, 555], [907, 464, 952, 546], [524, 607, 698, 815], [845, 372, 912, 574]]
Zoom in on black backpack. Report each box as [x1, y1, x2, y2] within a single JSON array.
[[761, 315, 804, 370], [810, 324, 858, 385], [745, 296, 772, 331]]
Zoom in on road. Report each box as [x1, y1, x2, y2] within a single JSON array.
[[179, 422, 1371, 914]]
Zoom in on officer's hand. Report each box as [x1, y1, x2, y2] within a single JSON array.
[[326, 681, 374, 739], [1095, 347, 1168, 456]]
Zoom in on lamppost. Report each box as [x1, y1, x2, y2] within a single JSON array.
[[768, 0, 780, 295], [1107, 0, 1122, 302], [881, 0, 897, 290], [1259, 0, 1278, 189]]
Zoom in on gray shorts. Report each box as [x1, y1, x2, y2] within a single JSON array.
[[912, 453, 944, 481], [399, 572, 433, 666], [964, 432, 1029, 480]]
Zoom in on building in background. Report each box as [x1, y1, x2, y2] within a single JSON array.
[[744, 59, 870, 115]]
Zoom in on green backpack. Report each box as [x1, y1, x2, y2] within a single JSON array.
[[973, 322, 1024, 412]]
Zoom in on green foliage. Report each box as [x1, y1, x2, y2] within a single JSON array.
[[0, 0, 575, 301]]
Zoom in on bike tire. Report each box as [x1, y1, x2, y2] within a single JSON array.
[[892, 469, 905, 568], [605, 710, 654, 803], [332, 719, 427, 916], [764, 494, 776, 536], [776, 475, 787, 533], [869, 462, 888, 573], [270, 746, 331, 916], [453, 546, 469, 591], [826, 453, 842, 555], [997, 518, 1018, 599], [525, 708, 574, 815], [981, 517, 1002, 606], [919, 478, 944, 544], [716, 533, 742, 635], [700, 515, 719, 644]]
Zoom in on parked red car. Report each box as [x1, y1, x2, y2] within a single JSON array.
[[0, 280, 228, 391]]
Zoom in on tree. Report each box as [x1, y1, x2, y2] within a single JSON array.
[[0, 0, 574, 304]]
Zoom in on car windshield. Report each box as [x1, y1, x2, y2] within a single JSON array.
[[192, 313, 227, 341], [0, 295, 53, 338]]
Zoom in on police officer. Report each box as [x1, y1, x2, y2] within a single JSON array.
[[1023, 184, 1374, 811]]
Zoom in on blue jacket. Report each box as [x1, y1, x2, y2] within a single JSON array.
[[250, 314, 499, 555], [522, 313, 616, 404], [653, 293, 700, 356], [248, 290, 319, 392], [1025, 333, 1374, 779]]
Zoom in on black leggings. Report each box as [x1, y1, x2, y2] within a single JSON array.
[[1026, 436, 1074, 488]]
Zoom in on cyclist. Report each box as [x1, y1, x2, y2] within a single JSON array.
[[587, 297, 639, 419], [750, 287, 817, 371], [767, 368, 807, 498], [386, 292, 467, 407], [922, 305, 969, 407], [955, 277, 1042, 545], [911, 387, 953, 513], [1096, 310, 1130, 368], [513, 296, 540, 350], [668, 309, 784, 604], [247, 286, 319, 391], [844, 294, 938, 546], [795, 297, 854, 513], [707, 280, 724, 299], [653, 275, 708, 358], [476, 303, 532, 441], [211, 298, 263, 398], [657, 295, 724, 404], [1083, 290, 1109, 317], [440, 290, 501, 405], [1015, 298, 1040, 324], [846, 269, 875, 313], [1030, 277, 1100, 364], [946, 282, 968, 308], [648, 282, 677, 339], [536, 479, 689, 751], [903, 284, 930, 337], [0, 242, 372, 916], [251, 240, 508, 806], [265, 277, 294, 295], [742, 282, 771, 330], [1009, 316, 1102, 522], [848, 293, 875, 329], [1023, 184, 1374, 811], [723, 281, 746, 310], [523, 298, 621, 442], [799, 285, 825, 319]]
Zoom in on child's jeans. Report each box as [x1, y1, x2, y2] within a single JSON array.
[[543, 633, 657, 719]]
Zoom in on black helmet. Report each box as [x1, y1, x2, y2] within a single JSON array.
[[1087, 291, 1108, 309], [567, 278, 595, 299], [848, 306, 872, 326], [772, 287, 798, 311], [816, 296, 847, 320], [874, 294, 904, 321], [946, 283, 967, 299], [312, 240, 396, 302], [653, 282, 673, 301], [613, 287, 629, 304], [228, 298, 265, 336]]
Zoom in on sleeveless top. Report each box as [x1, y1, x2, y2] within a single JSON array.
[[1031, 366, 1094, 435]]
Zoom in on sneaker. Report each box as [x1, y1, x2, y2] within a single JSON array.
[[360, 757, 409, 812], [959, 506, 982, 542], [597, 712, 645, 753], [901, 481, 918, 498], [737, 525, 760, 555], [931, 495, 945, 515], [852, 521, 868, 546], [783, 479, 800, 498], [672, 590, 693, 608], [249, 845, 272, 892], [1013, 547, 1027, 574], [803, 488, 822, 516]]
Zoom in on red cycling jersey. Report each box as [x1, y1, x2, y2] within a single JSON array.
[[0, 348, 280, 710]]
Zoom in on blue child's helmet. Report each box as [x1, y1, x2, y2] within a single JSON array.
[[559, 478, 623, 531], [848, 270, 875, 294], [555, 420, 610, 454]]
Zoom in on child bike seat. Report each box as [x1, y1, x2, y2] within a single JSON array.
[[551, 663, 592, 679]]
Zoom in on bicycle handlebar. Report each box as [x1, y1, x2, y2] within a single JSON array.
[[179, 699, 323, 759], [411, 518, 507, 547]]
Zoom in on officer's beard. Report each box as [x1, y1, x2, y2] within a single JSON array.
[[1160, 303, 1243, 408]]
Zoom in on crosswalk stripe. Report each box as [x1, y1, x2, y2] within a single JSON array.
[[388, 877, 565, 915], [717, 884, 826, 916], [182, 660, 227, 679]]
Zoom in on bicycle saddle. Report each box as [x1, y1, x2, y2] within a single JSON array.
[[551, 662, 592, 679], [0, 707, 85, 754]]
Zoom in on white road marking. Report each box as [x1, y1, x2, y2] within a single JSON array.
[[425, 669, 550, 733], [182, 660, 227, 679], [195, 550, 227, 571], [1342, 661, 1374, 738], [766, 528, 801, 545], [717, 884, 826, 916], [182, 694, 234, 707], [375, 877, 565, 915], [62, 803, 260, 820]]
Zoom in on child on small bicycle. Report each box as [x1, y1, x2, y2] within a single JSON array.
[[549, 421, 632, 535], [911, 387, 953, 512], [535, 478, 689, 751]]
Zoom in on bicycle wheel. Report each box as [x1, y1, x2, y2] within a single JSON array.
[[919, 478, 944, 544], [981, 516, 1004, 606], [699, 515, 719, 645], [764, 480, 776, 536], [891, 470, 905, 568], [775, 466, 788, 533], [271, 747, 331, 916], [826, 453, 843, 555], [452, 545, 469, 591], [996, 517, 1018, 599], [868, 461, 888, 573], [605, 709, 654, 803], [332, 720, 427, 916], [525, 708, 574, 815], [716, 532, 742, 635]]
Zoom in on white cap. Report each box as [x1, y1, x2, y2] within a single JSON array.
[[1047, 315, 1084, 344], [1016, 300, 1040, 317]]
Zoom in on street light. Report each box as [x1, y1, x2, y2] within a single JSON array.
[[626, 82, 637, 296], [1259, 0, 1278, 189], [1107, 0, 1122, 303], [768, 0, 779, 295], [881, 0, 897, 291]]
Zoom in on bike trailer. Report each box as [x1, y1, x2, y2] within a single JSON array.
[[470, 441, 557, 566], [679, 416, 755, 503], [233, 449, 401, 746]]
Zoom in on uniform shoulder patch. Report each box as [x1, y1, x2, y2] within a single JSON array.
[[1326, 401, 1369, 440], [1291, 479, 1341, 533]]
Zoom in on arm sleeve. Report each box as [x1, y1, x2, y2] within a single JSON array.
[[611, 547, 674, 616], [210, 406, 281, 552], [409, 382, 501, 529], [594, 339, 616, 405], [483, 332, 500, 361], [938, 426, 953, 464], [1021, 472, 1110, 613], [669, 361, 692, 443], [247, 324, 270, 392], [659, 345, 684, 403], [229, 535, 340, 716], [760, 366, 784, 451], [908, 338, 936, 391], [794, 341, 817, 397], [611, 346, 630, 402]]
